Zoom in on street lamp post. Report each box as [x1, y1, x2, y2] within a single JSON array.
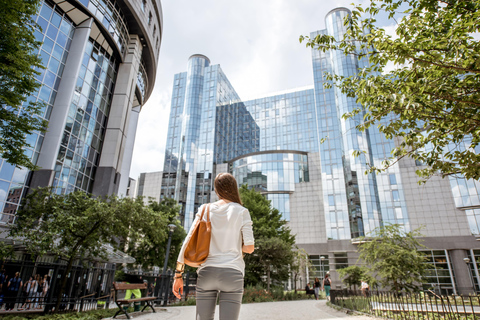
[[320, 256, 325, 279], [160, 224, 177, 306]]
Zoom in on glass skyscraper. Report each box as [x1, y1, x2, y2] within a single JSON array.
[[0, 0, 163, 300], [161, 7, 479, 295], [1, 0, 162, 220]]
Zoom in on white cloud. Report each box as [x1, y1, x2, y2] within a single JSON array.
[[129, 0, 382, 179]]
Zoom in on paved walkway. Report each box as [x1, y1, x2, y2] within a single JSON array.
[[123, 300, 374, 320]]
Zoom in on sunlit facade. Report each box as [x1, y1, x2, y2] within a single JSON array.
[[1, 0, 162, 220], [0, 0, 162, 301], [160, 7, 478, 294]]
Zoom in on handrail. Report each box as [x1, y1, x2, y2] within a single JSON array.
[[79, 292, 96, 299]]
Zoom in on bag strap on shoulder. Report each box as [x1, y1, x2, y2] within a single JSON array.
[[199, 203, 211, 222]]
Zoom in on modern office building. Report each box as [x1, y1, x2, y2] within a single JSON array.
[[161, 7, 479, 294], [0, 0, 162, 298], [137, 171, 163, 203], [125, 177, 137, 198], [0, 0, 162, 223]]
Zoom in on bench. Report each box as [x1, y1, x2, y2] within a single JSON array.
[[113, 283, 156, 319]]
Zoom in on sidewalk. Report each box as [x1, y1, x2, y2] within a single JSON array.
[[118, 300, 373, 320]]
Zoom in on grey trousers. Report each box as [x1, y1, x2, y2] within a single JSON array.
[[196, 267, 244, 320]]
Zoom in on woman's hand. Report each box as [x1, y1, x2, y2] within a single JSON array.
[[242, 244, 254, 254], [172, 277, 183, 299]]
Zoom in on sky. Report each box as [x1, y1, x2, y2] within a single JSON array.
[[129, 0, 381, 180]]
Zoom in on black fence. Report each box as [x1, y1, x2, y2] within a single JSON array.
[[0, 253, 116, 314], [330, 289, 480, 320], [0, 259, 198, 315]]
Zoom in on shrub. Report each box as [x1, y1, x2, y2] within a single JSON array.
[[242, 284, 274, 303]]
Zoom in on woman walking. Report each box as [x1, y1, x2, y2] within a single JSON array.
[[314, 277, 321, 300], [173, 173, 255, 320], [34, 275, 43, 309], [322, 273, 332, 301]]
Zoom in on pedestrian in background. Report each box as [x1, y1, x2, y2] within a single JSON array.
[[322, 273, 331, 301], [6, 272, 22, 311], [361, 280, 370, 297], [314, 277, 321, 300]]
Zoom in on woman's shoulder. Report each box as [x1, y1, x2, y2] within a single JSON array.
[[229, 202, 248, 213], [210, 201, 246, 210]]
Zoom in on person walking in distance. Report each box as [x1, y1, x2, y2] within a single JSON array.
[[322, 273, 332, 301], [314, 277, 321, 300], [6, 272, 22, 311], [173, 173, 255, 320], [361, 279, 370, 297]]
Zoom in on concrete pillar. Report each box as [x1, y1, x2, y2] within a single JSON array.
[[117, 105, 141, 196], [449, 249, 475, 295], [91, 35, 142, 196], [30, 19, 93, 189]]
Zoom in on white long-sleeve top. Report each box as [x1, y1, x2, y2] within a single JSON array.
[[177, 202, 254, 276]]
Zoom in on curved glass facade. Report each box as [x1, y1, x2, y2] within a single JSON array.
[[231, 152, 309, 220], [309, 8, 410, 239], [137, 61, 148, 101], [0, 1, 75, 222], [78, 0, 129, 55], [53, 38, 117, 194]]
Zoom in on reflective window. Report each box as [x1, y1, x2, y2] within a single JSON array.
[[0, 1, 74, 219], [465, 209, 480, 235], [421, 250, 455, 295], [137, 61, 148, 100], [308, 255, 330, 283], [79, 0, 129, 55], [389, 174, 397, 185], [231, 152, 308, 221], [53, 38, 117, 195], [333, 252, 348, 270]]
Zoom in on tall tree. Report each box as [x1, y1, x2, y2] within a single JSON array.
[[300, 0, 480, 182], [9, 188, 167, 312], [125, 198, 186, 269], [357, 224, 431, 293], [239, 185, 296, 288], [0, 0, 47, 170]]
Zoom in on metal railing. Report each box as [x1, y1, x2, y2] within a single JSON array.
[[330, 289, 480, 320], [0, 291, 114, 315]]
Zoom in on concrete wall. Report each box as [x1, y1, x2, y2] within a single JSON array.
[[290, 153, 327, 244]]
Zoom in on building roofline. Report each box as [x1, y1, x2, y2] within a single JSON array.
[[326, 7, 351, 17], [189, 54, 211, 64], [228, 150, 309, 163]]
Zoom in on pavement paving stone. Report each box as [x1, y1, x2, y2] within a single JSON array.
[[116, 300, 376, 320]]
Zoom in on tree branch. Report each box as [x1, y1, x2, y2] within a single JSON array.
[[408, 55, 480, 74]]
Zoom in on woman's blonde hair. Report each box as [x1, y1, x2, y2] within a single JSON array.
[[214, 173, 242, 205]]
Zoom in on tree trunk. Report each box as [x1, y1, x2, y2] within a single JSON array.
[[394, 281, 400, 296], [54, 256, 75, 312], [294, 274, 297, 294]]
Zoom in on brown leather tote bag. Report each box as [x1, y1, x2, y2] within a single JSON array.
[[184, 204, 211, 268]]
